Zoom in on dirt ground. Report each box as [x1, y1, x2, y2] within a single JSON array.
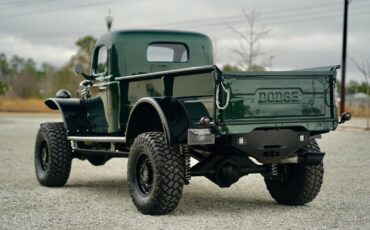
[[0, 113, 369, 229]]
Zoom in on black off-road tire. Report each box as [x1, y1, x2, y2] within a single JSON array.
[[265, 139, 324, 205], [128, 132, 185, 215], [34, 122, 72, 187]]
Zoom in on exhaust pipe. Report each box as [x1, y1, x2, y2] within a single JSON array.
[[280, 152, 325, 165], [299, 152, 325, 165]]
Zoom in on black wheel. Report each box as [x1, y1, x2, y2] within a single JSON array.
[[128, 132, 185, 215], [34, 122, 72, 187], [264, 139, 324, 205]]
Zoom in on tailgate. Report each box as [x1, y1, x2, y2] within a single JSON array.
[[219, 69, 338, 132]]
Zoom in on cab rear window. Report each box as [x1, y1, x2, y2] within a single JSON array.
[[147, 43, 188, 62]]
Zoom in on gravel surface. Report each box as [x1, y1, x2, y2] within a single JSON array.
[[1, 113, 369, 229]]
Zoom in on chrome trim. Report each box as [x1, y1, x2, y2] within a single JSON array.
[[279, 156, 298, 164], [187, 129, 215, 145], [67, 136, 126, 143], [115, 65, 216, 81]]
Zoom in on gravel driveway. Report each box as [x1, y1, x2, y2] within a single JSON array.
[[1, 113, 369, 229]]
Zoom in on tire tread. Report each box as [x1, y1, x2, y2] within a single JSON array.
[[265, 139, 324, 205], [128, 132, 185, 215], [35, 122, 71, 187]]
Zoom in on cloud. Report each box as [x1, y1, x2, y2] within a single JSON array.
[[0, 35, 76, 67]]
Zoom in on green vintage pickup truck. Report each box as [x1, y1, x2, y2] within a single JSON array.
[[34, 30, 350, 215]]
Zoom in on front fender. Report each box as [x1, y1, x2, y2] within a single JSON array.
[[125, 97, 190, 144], [45, 98, 88, 135]]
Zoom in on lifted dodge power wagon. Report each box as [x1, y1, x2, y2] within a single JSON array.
[[34, 30, 350, 215]]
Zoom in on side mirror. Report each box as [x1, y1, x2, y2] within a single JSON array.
[[339, 112, 351, 124], [75, 64, 93, 80], [75, 64, 85, 75]]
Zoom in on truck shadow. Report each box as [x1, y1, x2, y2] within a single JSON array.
[[176, 189, 283, 216], [65, 178, 298, 215]]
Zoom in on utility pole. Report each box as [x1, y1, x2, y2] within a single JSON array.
[[268, 56, 274, 71], [105, 9, 113, 32], [340, 0, 349, 114]]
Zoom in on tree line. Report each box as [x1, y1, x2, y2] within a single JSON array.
[[345, 80, 370, 95], [0, 36, 96, 99]]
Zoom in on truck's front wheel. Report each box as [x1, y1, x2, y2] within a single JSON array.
[[128, 132, 185, 215], [34, 122, 72, 187], [264, 139, 324, 205]]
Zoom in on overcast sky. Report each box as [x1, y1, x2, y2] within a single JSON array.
[[0, 0, 369, 81]]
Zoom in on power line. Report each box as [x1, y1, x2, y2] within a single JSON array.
[[5, 9, 367, 43], [0, 0, 117, 18], [107, 4, 368, 38], [0, 0, 36, 7], [131, 6, 370, 32], [0, 0, 86, 11], [0, 0, 49, 10], [135, 1, 342, 28], [201, 12, 368, 36], [1, 1, 369, 40], [130, 1, 370, 30], [186, 11, 367, 37]]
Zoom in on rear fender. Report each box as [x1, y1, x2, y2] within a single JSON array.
[[45, 98, 88, 135], [125, 97, 190, 144]]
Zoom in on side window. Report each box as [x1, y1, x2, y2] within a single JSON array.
[[147, 43, 188, 62], [95, 45, 107, 74]]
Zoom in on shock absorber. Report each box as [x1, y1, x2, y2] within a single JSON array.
[[270, 164, 278, 176], [181, 145, 191, 184]]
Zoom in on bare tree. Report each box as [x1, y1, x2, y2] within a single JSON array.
[[350, 56, 370, 130], [227, 8, 270, 70], [69, 35, 97, 72], [212, 38, 221, 64]]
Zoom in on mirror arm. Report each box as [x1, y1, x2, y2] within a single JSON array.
[[75, 64, 94, 80], [82, 73, 94, 80]]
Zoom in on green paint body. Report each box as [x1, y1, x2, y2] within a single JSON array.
[[80, 30, 338, 137]]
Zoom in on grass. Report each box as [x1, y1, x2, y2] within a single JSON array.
[[346, 106, 370, 118], [0, 98, 54, 113]]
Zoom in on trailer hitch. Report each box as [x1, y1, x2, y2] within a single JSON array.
[[339, 112, 351, 124]]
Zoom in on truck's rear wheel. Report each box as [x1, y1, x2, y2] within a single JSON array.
[[264, 139, 324, 205], [128, 132, 185, 215], [34, 122, 72, 187]]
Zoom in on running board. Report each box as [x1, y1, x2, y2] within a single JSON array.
[[67, 136, 126, 143], [73, 148, 129, 158]]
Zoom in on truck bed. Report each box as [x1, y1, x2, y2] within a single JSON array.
[[115, 65, 339, 135]]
